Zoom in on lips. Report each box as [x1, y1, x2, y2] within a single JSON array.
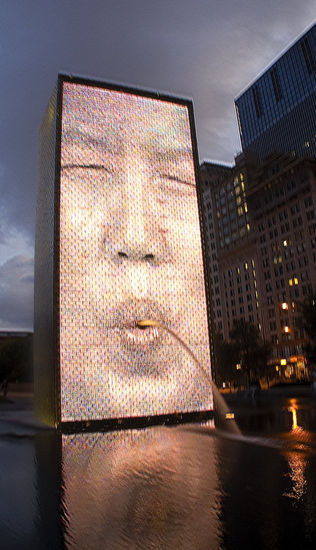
[[101, 300, 167, 354]]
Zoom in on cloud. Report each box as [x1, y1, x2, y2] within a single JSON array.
[[0, 1, 314, 326], [0, 255, 34, 330]]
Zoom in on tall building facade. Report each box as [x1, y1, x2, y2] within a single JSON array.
[[246, 154, 316, 364], [200, 156, 263, 341], [235, 24, 316, 163], [200, 25, 316, 380], [200, 154, 316, 377]]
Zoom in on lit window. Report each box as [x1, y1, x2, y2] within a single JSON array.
[[284, 326, 290, 333], [281, 302, 288, 310], [294, 277, 299, 285], [281, 358, 287, 366], [289, 279, 293, 286], [283, 240, 288, 247], [238, 206, 243, 216]]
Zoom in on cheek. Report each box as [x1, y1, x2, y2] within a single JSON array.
[[166, 218, 202, 265], [60, 206, 106, 263]]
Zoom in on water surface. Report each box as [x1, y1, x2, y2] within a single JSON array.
[[1, 394, 316, 549]]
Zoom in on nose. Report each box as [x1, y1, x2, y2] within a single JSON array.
[[106, 151, 168, 264]]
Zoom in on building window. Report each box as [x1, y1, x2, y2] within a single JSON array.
[[252, 85, 263, 118], [301, 37, 316, 74], [270, 67, 283, 102]]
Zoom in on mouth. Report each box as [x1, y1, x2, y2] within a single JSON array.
[[101, 301, 169, 361], [122, 319, 161, 350]]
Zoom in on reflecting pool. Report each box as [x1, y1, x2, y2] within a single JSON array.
[[1, 395, 316, 549]]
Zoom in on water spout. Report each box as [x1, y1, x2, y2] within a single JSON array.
[[135, 320, 240, 434]]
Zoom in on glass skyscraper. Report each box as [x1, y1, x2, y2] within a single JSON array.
[[235, 23, 316, 162]]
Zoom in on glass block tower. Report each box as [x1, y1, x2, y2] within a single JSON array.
[[235, 23, 316, 162]]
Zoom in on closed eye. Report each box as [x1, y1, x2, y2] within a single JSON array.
[[62, 163, 111, 172], [160, 173, 195, 187]]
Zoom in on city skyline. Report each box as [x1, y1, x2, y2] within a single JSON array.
[[0, 0, 315, 330]]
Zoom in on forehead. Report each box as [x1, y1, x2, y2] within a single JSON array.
[[61, 82, 192, 154]]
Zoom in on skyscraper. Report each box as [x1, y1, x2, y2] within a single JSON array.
[[200, 24, 316, 383], [235, 23, 316, 163]]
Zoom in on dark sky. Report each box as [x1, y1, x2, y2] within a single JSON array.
[[0, 0, 315, 330]]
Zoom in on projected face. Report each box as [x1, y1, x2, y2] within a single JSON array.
[[60, 82, 212, 421]]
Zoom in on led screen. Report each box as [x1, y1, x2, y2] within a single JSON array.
[[59, 81, 212, 421]]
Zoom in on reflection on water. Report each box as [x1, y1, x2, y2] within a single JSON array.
[[62, 427, 222, 549], [283, 400, 308, 501], [1, 399, 316, 548], [0, 438, 38, 548], [284, 450, 307, 501], [280, 399, 316, 544]]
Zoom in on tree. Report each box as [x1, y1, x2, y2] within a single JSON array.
[[229, 319, 271, 386], [0, 336, 33, 386], [297, 292, 316, 370], [213, 331, 239, 387], [255, 340, 273, 388]]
